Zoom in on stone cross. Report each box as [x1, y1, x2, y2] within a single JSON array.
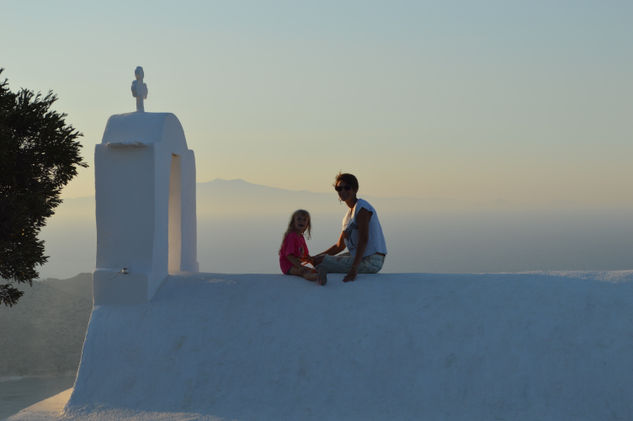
[[131, 66, 148, 112]]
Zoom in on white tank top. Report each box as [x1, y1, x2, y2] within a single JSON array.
[[342, 198, 387, 258]]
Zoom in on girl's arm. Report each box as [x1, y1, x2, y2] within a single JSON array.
[[285, 254, 304, 270], [343, 208, 371, 282]]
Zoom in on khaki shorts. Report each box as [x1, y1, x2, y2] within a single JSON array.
[[318, 253, 385, 274]]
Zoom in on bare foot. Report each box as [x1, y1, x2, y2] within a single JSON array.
[[317, 267, 328, 286]]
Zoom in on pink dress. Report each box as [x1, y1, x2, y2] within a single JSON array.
[[279, 231, 309, 274]]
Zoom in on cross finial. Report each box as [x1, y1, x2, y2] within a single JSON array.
[[131, 66, 148, 112]]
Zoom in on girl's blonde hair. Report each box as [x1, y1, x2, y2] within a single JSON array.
[[280, 209, 311, 252]]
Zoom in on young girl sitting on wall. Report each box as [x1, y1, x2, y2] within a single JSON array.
[[279, 209, 325, 285]]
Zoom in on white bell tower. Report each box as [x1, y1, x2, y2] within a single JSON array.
[[93, 67, 198, 305]]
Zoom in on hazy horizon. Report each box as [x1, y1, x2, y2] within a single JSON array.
[[36, 178, 633, 280]]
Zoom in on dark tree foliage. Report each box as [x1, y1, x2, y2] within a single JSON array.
[[0, 69, 87, 306]]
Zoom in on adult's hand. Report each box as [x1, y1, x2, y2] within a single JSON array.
[[343, 267, 358, 282]]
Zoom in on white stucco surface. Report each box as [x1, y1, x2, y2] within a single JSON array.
[[93, 112, 198, 305], [10, 271, 631, 421]]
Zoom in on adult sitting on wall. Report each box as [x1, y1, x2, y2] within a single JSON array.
[[313, 173, 387, 283]]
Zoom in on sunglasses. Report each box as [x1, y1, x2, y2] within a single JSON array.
[[335, 185, 353, 192]]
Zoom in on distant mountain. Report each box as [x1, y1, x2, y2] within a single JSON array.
[[57, 178, 427, 218], [197, 179, 338, 216], [200, 178, 322, 196]]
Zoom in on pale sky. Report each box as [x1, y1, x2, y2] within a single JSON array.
[[2, 0, 632, 210]]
